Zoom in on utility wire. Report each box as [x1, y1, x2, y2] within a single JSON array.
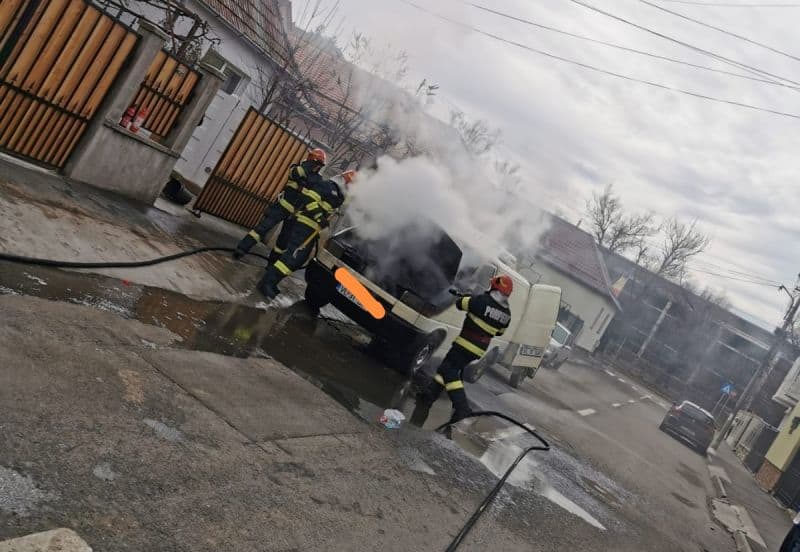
[[463, 1, 800, 92], [689, 260, 782, 284], [687, 265, 782, 286], [397, 0, 800, 120], [566, 0, 800, 86], [653, 0, 800, 6], [640, 0, 800, 62]]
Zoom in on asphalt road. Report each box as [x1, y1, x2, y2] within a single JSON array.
[[451, 360, 738, 552], [0, 263, 763, 550]]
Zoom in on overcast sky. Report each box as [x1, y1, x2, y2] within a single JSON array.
[[298, 0, 799, 328]]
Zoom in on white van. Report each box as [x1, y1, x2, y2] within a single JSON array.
[[303, 222, 561, 388]]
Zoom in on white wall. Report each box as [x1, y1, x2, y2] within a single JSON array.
[[125, 1, 280, 188], [521, 262, 616, 352]]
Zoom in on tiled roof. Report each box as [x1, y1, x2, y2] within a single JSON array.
[[538, 215, 621, 310], [199, 0, 285, 61]]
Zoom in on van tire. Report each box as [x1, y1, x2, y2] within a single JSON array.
[[464, 347, 500, 384], [389, 332, 445, 377], [304, 286, 328, 313], [509, 366, 526, 388]]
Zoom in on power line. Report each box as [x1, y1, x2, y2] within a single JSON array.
[[688, 265, 782, 286], [396, 0, 800, 120], [566, 0, 800, 86], [463, 1, 800, 92], [653, 0, 800, 6], [640, 0, 800, 62], [689, 260, 782, 284]]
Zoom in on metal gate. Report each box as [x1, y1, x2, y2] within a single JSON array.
[[193, 107, 310, 228], [776, 453, 800, 508], [0, 0, 138, 168]]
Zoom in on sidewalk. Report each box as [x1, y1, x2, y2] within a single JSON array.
[[711, 443, 792, 551], [0, 154, 272, 303], [0, 292, 540, 552]]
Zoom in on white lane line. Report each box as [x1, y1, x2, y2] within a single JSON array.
[[617, 377, 626, 383], [577, 408, 597, 417], [640, 395, 652, 400], [627, 399, 636, 404], [631, 385, 640, 392], [612, 403, 622, 408], [604, 369, 616, 377]]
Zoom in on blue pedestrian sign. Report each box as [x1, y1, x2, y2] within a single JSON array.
[[721, 383, 734, 395]]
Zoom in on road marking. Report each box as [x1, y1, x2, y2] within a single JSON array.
[[631, 385, 640, 392], [577, 408, 597, 417], [604, 369, 616, 377], [640, 395, 652, 400], [617, 377, 626, 383], [612, 403, 622, 408], [627, 399, 636, 404]]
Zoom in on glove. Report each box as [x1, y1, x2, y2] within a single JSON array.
[[232, 248, 246, 260]]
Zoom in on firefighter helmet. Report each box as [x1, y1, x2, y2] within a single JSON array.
[[490, 274, 514, 296], [307, 148, 327, 165]]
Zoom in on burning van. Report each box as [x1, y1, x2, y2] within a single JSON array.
[[304, 219, 561, 387]]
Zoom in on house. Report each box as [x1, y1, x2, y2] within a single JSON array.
[[514, 215, 621, 353], [600, 246, 797, 421]]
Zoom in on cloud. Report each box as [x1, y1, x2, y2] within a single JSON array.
[[322, 0, 800, 323]]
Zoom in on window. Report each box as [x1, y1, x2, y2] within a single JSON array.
[[202, 49, 246, 95], [552, 324, 571, 346]]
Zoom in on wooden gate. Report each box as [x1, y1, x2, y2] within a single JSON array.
[[0, 0, 138, 168], [129, 49, 200, 142], [193, 108, 310, 228]]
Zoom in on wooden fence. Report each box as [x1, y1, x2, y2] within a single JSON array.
[[0, 0, 138, 168], [129, 49, 200, 141], [193, 108, 311, 228]]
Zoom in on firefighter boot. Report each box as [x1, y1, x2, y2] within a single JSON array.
[[410, 379, 443, 427], [256, 267, 282, 300], [447, 385, 473, 425], [234, 231, 260, 259]]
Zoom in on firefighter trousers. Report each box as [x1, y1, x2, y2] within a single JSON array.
[[257, 220, 318, 298], [235, 201, 292, 255], [413, 345, 478, 425]]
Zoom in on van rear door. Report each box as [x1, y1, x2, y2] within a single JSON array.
[[509, 284, 561, 371]]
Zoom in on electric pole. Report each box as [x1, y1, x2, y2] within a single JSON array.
[[711, 273, 800, 450]]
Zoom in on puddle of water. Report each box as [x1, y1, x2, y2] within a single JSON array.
[[451, 428, 608, 531], [0, 262, 412, 418]]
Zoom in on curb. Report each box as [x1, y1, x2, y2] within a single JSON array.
[[734, 530, 753, 552], [712, 474, 728, 499]]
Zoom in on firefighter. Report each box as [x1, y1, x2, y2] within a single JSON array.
[[256, 170, 356, 299], [232, 148, 327, 259], [412, 275, 513, 425]]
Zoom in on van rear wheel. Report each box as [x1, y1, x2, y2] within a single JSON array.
[[509, 366, 526, 388]]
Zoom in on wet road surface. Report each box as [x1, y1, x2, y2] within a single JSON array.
[[0, 260, 741, 551]]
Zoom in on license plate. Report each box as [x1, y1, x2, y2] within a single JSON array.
[[337, 283, 363, 308], [519, 344, 544, 358], [680, 426, 696, 437]]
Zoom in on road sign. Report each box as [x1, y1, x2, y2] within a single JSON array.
[[721, 383, 734, 395]]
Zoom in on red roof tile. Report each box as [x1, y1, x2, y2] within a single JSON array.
[[538, 215, 621, 310]]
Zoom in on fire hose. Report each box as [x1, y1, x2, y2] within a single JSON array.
[[435, 411, 551, 552], [0, 247, 270, 268]]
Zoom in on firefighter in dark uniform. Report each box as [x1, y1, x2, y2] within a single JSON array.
[[413, 274, 514, 425], [232, 148, 328, 260], [256, 170, 356, 299]]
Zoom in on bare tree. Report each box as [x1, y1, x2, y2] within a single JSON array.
[[97, 0, 219, 63], [652, 217, 710, 281], [586, 184, 655, 255], [449, 109, 501, 157]]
